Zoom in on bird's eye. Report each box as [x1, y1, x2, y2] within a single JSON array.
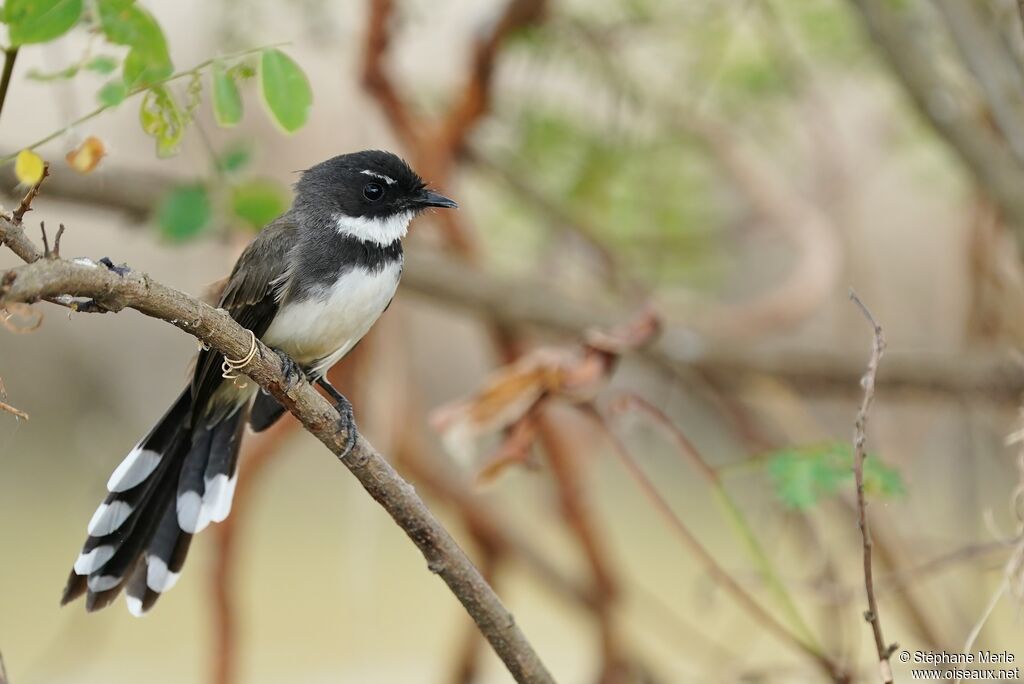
[[362, 182, 385, 202]]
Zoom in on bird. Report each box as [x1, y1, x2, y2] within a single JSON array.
[[60, 150, 457, 615]]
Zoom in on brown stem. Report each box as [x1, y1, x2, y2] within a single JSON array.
[[580, 404, 849, 683], [536, 407, 623, 679], [0, 48, 19, 126], [848, 290, 895, 683]]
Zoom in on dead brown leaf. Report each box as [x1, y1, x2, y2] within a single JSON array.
[[65, 136, 106, 174]]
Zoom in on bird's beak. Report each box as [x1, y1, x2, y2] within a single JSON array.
[[416, 189, 458, 209]]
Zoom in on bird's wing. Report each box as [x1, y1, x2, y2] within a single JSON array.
[[189, 216, 298, 420]]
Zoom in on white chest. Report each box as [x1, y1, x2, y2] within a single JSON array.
[[262, 261, 401, 373]]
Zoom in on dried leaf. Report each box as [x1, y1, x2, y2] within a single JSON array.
[[432, 313, 653, 466], [475, 414, 539, 484], [65, 136, 106, 174], [583, 307, 660, 354], [431, 348, 571, 438]]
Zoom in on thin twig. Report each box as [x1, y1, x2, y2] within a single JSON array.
[[0, 399, 28, 421], [12, 163, 49, 224], [536, 407, 624, 679], [39, 223, 49, 258], [0, 648, 8, 684], [0, 238, 555, 684], [613, 393, 822, 653], [52, 224, 65, 259], [5, 45, 284, 161], [1018, 0, 1024, 46], [580, 404, 849, 682], [848, 289, 895, 683], [0, 47, 19, 125]]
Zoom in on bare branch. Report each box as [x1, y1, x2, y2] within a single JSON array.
[[0, 399, 28, 421], [360, 0, 421, 150], [847, 0, 1024, 241], [0, 226, 554, 684], [848, 290, 896, 683], [404, 251, 1024, 400], [11, 162, 48, 224]]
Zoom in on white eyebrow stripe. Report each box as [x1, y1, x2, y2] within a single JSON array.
[[360, 170, 396, 185]]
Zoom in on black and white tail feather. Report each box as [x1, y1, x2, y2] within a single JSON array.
[[61, 389, 250, 615]]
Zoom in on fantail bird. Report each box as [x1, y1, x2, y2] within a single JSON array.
[[61, 150, 457, 615]]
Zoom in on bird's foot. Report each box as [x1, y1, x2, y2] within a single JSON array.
[[270, 347, 304, 392], [98, 257, 131, 277], [316, 377, 359, 461]]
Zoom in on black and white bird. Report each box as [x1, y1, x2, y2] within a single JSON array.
[[61, 150, 457, 615]]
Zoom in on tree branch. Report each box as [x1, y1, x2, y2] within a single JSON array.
[[0, 220, 555, 684], [848, 290, 895, 684], [4, 162, 1018, 399], [847, 0, 1024, 240]]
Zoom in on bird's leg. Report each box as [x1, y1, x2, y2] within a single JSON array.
[[269, 347, 304, 392], [315, 377, 358, 460]]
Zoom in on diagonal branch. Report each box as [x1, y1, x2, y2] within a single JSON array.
[[0, 218, 555, 684]]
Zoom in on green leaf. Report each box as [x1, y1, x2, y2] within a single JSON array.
[[156, 184, 211, 241], [864, 455, 906, 499], [139, 85, 186, 157], [211, 61, 242, 127], [85, 55, 119, 74], [96, 80, 127, 106], [231, 178, 288, 229], [768, 448, 847, 510], [258, 48, 312, 133], [766, 442, 905, 510], [26, 63, 80, 81], [5, 0, 83, 45], [217, 141, 252, 174], [96, 0, 172, 88]]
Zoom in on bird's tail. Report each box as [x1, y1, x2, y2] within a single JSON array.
[[61, 389, 247, 615]]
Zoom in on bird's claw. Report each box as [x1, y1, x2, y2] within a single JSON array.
[[333, 395, 358, 462], [271, 347, 303, 392], [315, 378, 359, 461]]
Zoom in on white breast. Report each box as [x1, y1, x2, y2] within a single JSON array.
[[262, 261, 401, 375]]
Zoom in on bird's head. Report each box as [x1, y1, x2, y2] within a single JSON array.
[[294, 150, 457, 246]]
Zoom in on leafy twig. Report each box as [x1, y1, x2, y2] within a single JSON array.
[[848, 289, 896, 683], [5, 44, 283, 162]]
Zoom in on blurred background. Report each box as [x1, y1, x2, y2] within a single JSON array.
[[2, 0, 1024, 682]]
